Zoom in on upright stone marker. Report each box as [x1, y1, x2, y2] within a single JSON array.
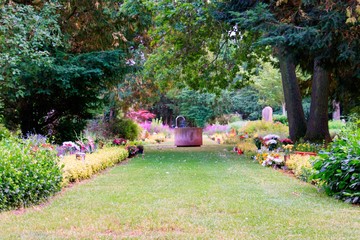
[[332, 100, 341, 121], [262, 106, 273, 122]]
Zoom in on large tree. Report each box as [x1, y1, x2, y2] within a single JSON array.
[[143, 0, 269, 92], [0, 0, 153, 141], [227, 0, 360, 142]]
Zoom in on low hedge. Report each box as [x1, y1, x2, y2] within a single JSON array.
[[60, 147, 129, 186], [0, 136, 62, 211]]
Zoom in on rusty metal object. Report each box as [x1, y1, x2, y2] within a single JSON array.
[[174, 127, 203, 147]]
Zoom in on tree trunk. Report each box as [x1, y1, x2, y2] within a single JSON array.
[[305, 58, 331, 142], [277, 52, 307, 141]]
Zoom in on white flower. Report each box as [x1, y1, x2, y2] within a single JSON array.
[[273, 157, 283, 164], [264, 134, 280, 140], [265, 139, 278, 145], [62, 141, 80, 151]]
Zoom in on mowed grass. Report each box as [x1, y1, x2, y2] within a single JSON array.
[[0, 145, 359, 239]]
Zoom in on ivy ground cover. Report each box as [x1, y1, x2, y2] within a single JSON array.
[[0, 145, 359, 239]]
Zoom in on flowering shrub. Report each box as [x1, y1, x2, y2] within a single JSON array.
[[113, 138, 127, 146], [126, 109, 156, 123], [233, 147, 244, 155], [126, 145, 138, 157], [203, 124, 230, 136], [139, 118, 173, 138], [58, 141, 80, 156], [262, 153, 284, 167], [263, 134, 281, 151], [283, 144, 294, 155], [281, 138, 293, 145]]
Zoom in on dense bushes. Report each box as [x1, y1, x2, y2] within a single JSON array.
[[61, 147, 128, 186], [313, 123, 360, 204], [0, 136, 62, 211], [108, 118, 141, 141]]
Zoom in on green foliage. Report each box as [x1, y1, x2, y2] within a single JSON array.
[[176, 88, 215, 127], [1, 0, 149, 143], [0, 2, 63, 87], [328, 120, 346, 131], [108, 118, 141, 141], [231, 87, 262, 120], [329, 120, 346, 137], [3, 49, 129, 143], [294, 142, 324, 153], [143, 0, 263, 91], [251, 60, 284, 109], [0, 124, 10, 141], [0, 136, 62, 211], [313, 123, 360, 203], [273, 114, 288, 125]]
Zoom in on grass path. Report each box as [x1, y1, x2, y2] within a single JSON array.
[[0, 144, 359, 239]]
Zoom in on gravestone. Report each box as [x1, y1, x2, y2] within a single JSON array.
[[332, 100, 341, 120], [262, 106, 273, 122]]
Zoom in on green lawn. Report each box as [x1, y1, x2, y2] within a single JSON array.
[[0, 144, 359, 239]]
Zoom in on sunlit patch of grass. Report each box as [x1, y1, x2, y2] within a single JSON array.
[[0, 145, 359, 239]]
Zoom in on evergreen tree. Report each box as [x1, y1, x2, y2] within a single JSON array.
[[227, 0, 360, 142]]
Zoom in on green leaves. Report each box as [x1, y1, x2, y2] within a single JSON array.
[[0, 135, 62, 211], [313, 123, 360, 204], [0, 2, 62, 89]]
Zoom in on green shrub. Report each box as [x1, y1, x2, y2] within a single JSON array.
[[229, 120, 248, 130], [328, 120, 346, 137], [61, 147, 128, 186], [108, 118, 141, 141], [0, 124, 11, 141], [313, 123, 360, 204], [0, 137, 62, 211], [273, 114, 288, 125]]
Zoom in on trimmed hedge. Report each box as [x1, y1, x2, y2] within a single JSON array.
[[0, 136, 62, 211], [60, 147, 129, 186]]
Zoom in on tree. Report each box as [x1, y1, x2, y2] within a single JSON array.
[[0, 2, 62, 94], [227, 0, 360, 142], [0, 0, 154, 142], [143, 0, 267, 92], [251, 60, 285, 114]]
